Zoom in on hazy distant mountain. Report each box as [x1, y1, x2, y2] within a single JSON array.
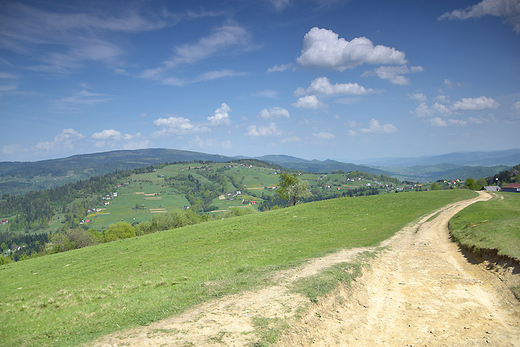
[[355, 148, 520, 167], [249, 155, 388, 176], [378, 164, 510, 182]]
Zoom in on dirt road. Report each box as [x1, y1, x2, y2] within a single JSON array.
[[92, 192, 520, 346]]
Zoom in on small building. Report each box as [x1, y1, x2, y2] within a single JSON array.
[[484, 186, 501, 192], [501, 183, 520, 193]]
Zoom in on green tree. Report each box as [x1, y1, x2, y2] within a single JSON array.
[[465, 177, 480, 191], [276, 173, 311, 206], [476, 177, 488, 188], [431, 182, 440, 190]]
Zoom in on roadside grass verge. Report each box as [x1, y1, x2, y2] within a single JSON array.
[[449, 192, 520, 261], [0, 190, 475, 347], [290, 251, 378, 305]]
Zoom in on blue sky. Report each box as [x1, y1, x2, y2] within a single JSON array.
[[1, 0, 519, 163]]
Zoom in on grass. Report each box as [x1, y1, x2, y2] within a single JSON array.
[[449, 192, 520, 261], [290, 251, 378, 305], [250, 317, 290, 347], [0, 189, 475, 347]]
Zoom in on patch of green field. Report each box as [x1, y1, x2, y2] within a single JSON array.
[[88, 179, 189, 230], [449, 192, 520, 261], [0, 189, 475, 347]]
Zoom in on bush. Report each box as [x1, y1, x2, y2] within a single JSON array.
[[103, 222, 136, 242]]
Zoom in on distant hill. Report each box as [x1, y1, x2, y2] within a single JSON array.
[[356, 148, 520, 167], [246, 155, 388, 176], [1, 148, 517, 196], [0, 149, 233, 195], [249, 155, 510, 182], [376, 164, 511, 182]]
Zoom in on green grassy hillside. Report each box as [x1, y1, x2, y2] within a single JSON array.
[[0, 190, 475, 347], [449, 192, 520, 261]]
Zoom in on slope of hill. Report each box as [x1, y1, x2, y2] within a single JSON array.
[[0, 190, 476, 347]]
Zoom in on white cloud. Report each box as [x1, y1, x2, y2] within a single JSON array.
[[438, 0, 520, 33], [91, 129, 122, 140], [415, 103, 434, 117], [161, 76, 184, 86], [512, 101, 520, 113], [297, 27, 407, 71], [90, 131, 148, 149], [252, 89, 279, 98], [432, 102, 452, 115], [280, 136, 301, 143], [313, 132, 335, 140], [222, 140, 232, 149], [114, 68, 129, 76], [347, 129, 358, 136], [298, 76, 380, 96], [267, 63, 293, 73], [449, 119, 468, 125], [415, 102, 452, 117], [359, 119, 397, 134], [247, 123, 282, 136], [468, 116, 485, 124], [362, 65, 423, 85], [0, 3, 166, 73], [345, 120, 361, 127], [35, 128, 84, 151], [433, 95, 450, 103], [58, 90, 113, 105], [292, 95, 328, 109], [0, 72, 17, 79], [2, 144, 26, 155], [258, 107, 290, 119], [452, 96, 500, 111], [266, 0, 292, 11], [194, 69, 248, 82], [140, 113, 148, 117], [443, 79, 454, 89], [408, 93, 427, 102], [0, 84, 17, 91], [429, 117, 448, 127], [123, 138, 151, 150], [154, 116, 210, 136], [207, 103, 232, 126], [165, 24, 251, 67]]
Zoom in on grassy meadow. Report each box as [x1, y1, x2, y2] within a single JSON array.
[[0, 189, 476, 346], [449, 192, 520, 261]]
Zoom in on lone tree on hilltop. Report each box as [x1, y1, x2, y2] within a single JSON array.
[[276, 173, 311, 206]]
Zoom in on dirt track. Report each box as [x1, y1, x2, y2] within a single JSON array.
[[92, 192, 520, 347]]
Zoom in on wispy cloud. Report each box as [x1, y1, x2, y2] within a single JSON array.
[[439, 0, 520, 33], [164, 24, 251, 68], [0, 2, 170, 73], [362, 65, 423, 85]]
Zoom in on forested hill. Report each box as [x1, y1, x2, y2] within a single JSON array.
[[0, 149, 233, 195]]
